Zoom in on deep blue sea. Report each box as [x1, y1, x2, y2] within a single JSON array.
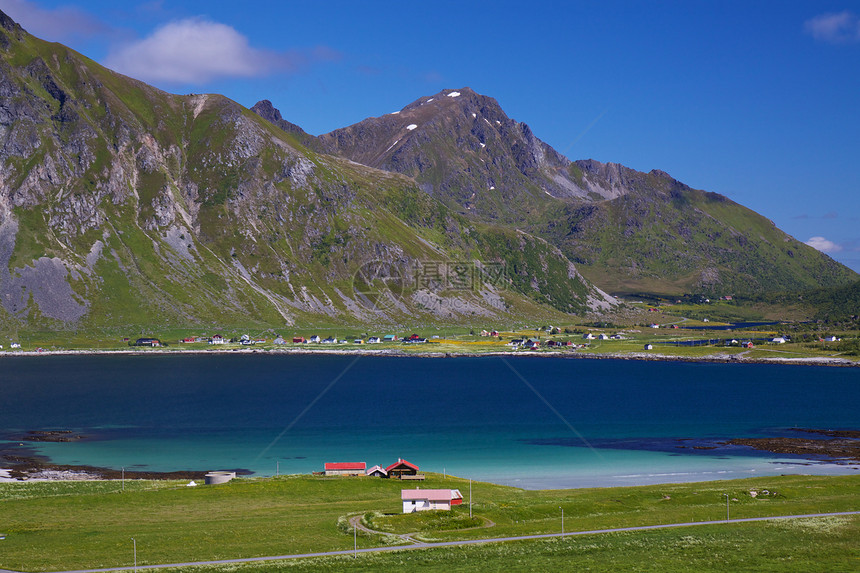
[[2, 354, 858, 488]]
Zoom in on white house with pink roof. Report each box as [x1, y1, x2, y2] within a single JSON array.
[[401, 488, 463, 513]]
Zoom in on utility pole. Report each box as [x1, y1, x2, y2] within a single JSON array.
[[560, 506, 564, 537], [469, 479, 472, 518], [723, 493, 730, 521], [131, 538, 136, 572], [122, 467, 125, 492], [276, 461, 279, 476], [354, 523, 357, 559]]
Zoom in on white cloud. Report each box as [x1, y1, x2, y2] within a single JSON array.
[[103, 18, 299, 85], [0, 0, 107, 41], [804, 11, 860, 44], [805, 236, 844, 253]]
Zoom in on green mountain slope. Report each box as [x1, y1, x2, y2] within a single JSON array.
[[545, 162, 856, 296], [0, 11, 612, 331]]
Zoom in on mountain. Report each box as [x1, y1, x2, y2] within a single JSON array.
[[314, 88, 591, 223], [285, 88, 857, 297], [0, 11, 612, 331]]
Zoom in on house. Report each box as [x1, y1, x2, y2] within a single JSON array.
[[545, 340, 557, 347], [132, 338, 161, 347], [649, 324, 660, 329], [824, 336, 840, 342], [292, 337, 306, 344], [210, 335, 225, 345], [771, 337, 787, 344], [644, 344, 653, 350], [523, 339, 539, 349], [368, 337, 382, 344], [181, 337, 196, 343], [383, 334, 398, 342], [386, 458, 420, 479], [508, 339, 524, 347], [354, 339, 364, 344], [10, 342, 21, 349], [309, 335, 321, 343], [324, 462, 366, 476], [321, 337, 336, 344], [583, 333, 595, 340], [598, 333, 610, 340], [366, 465, 388, 478], [273, 336, 286, 345], [401, 488, 463, 513], [490, 330, 499, 337], [407, 334, 422, 341], [743, 341, 755, 348]]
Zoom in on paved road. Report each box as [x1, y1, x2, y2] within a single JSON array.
[[10, 510, 858, 573]]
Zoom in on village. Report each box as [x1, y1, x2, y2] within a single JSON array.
[[121, 326, 818, 354]]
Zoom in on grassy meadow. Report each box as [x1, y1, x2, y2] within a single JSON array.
[[0, 473, 857, 572]]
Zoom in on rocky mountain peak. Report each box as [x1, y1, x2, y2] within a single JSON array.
[[0, 9, 22, 33], [250, 99, 282, 123], [249, 99, 312, 144]]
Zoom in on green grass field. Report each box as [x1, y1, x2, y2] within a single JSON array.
[[0, 474, 857, 572]]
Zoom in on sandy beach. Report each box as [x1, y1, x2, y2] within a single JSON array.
[[0, 345, 856, 367]]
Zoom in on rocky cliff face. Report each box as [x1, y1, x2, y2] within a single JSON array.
[[0, 12, 613, 329]]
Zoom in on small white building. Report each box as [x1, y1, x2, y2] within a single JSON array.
[[598, 333, 609, 340], [771, 337, 787, 344], [824, 336, 840, 342], [367, 337, 382, 344], [209, 335, 225, 345], [366, 465, 388, 477], [583, 333, 595, 340], [401, 488, 463, 513], [309, 335, 321, 343], [644, 344, 653, 350]]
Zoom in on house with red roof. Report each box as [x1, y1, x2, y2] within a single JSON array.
[[324, 462, 366, 476], [386, 458, 420, 479], [401, 488, 463, 512]]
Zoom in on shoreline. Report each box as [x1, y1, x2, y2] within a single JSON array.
[[4, 428, 859, 486], [0, 346, 857, 367]]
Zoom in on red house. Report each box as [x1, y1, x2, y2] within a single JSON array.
[[386, 458, 420, 479], [293, 337, 306, 343]]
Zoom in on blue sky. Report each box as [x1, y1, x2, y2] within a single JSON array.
[[3, 0, 859, 272]]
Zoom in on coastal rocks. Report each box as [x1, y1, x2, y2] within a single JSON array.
[[20, 430, 87, 442], [728, 430, 860, 462]]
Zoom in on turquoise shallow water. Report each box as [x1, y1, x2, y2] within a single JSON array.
[[2, 354, 858, 488]]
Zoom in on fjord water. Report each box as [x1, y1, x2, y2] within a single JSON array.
[[2, 354, 858, 488]]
